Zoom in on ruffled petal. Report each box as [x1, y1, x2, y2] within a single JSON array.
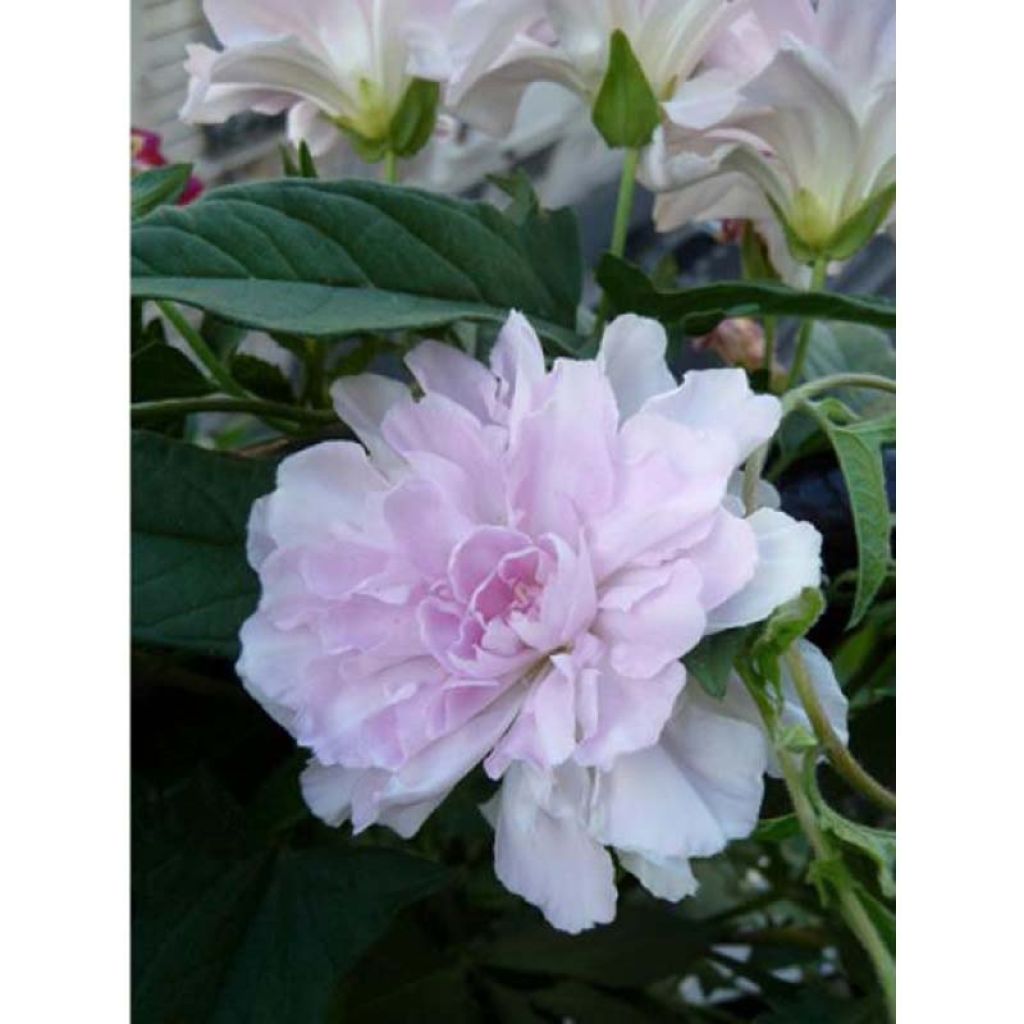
[[405, 339, 500, 425], [490, 763, 617, 934], [705, 509, 822, 631], [642, 368, 781, 465], [330, 374, 410, 471], [596, 315, 677, 421]]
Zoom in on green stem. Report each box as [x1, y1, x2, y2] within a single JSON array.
[[609, 147, 640, 259], [132, 397, 337, 426], [763, 316, 777, 380], [784, 256, 829, 391], [302, 337, 329, 409], [383, 150, 399, 185], [784, 646, 897, 814], [742, 442, 770, 515], [157, 301, 246, 399], [783, 372, 896, 413], [594, 147, 641, 336], [745, 676, 896, 1022]]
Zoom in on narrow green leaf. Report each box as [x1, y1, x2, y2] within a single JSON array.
[[811, 406, 894, 627], [132, 164, 193, 219], [596, 254, 897, 330], [749, 588, 825, 690], [297, 140, 319, 179], [132, 431, 276, 657], [132, 179, 583, 353], [854, 885, 896, 956], [818, 808, 895, 900], [683, 627, 749, 698], [591, 30, 661, 149], [752, 814, 802, 843], [279, 144, 300, 177]]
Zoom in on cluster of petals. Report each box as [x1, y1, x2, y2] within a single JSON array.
[[180, 0, 459, 155], [180, 0, 747, 157], [648, 0, 895, 276], [238, 311, 844, 931]]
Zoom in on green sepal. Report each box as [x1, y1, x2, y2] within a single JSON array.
[[388, 78, 441, 158], [591, 30, 661, 149], [827, 183, 896, 261]]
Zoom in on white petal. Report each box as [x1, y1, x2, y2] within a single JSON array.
[[706, 509, 822, 631], [330, 373, 410, 472], [596, 315, 677, 421], [642, 368, 782, 464], [618, 851, 698, 902], [491, 763, 617, 934]]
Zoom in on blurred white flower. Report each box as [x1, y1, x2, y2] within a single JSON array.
[[447, 0, 744, 137], [650, 0, 895, 267], [181, 0, 456, 157]]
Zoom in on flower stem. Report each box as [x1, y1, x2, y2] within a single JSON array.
[[784, 256, 829, 391], [777, 745, 896, 1021], [132, 396, 337, 426], [782, 372, 896, 413], [609, 147, 641, 260], [784, 646, 897, 814], [742, 443, 770, 515], [594, 148, 641, 337], [744, 671, 896, 1022], [383, 150, 399, 185], [156, 300, 247, 399]]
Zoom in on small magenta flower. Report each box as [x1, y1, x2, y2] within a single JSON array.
[[130, 128, 204, 203], [238, 312, 835, 931]]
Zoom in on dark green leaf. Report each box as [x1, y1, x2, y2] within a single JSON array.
[[132, 179, 583, 353], [533, 982, 655, 1024], [132, 343, 213, 402], [211, 848, 449, 1024], [683, 628, 750, 698], [229, 353, 295, 403], [596, 255, 896, 331], [134, 771, 450, 1024], [757, 988, 881, 1024], [478, 906, 713, 988], [132, 164, 193, 219], [592, 30, 661, 149], [132, 431, 276, 657]]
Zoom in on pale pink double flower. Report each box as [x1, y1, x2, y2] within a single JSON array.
[[239, 312, 843, 931]]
